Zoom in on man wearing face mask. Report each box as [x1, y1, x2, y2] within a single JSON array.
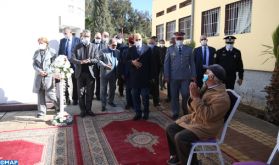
[[71, 30, 99, 117], [98, 38, 120, 111], [102, 31, 110, 46], [114, 34, 125, 97], [148, 36, 162, 108], [58, 27, 81, 105], [166, 64, 230, 165], [127, 33, 154, 120], [193, 35, 216, 88], [215, 36, 244, 89], [164, 32, 196, 120], [92, 32, 106, 100]]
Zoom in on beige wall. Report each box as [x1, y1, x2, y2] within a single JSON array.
[[152, 0, 279, 71]]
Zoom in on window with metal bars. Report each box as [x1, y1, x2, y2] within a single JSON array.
[[156, 24, 164, 41], [179, 16, 191, 39], [166, 20, 176, 41], [201, 7, 220, 37], [225, 0, 252, 35]]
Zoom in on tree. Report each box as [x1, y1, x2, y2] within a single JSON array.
[[91, 0, 115, 35], [264, 24, 279, 125], [85, 0, 94, 29]]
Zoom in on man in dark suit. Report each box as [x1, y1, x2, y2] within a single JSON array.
[[118, 36, 134, 110], [127, 33, 154, 120], [71, 30, 98, 117], [159, 39, 167, 90], [215, 36, 244, 89], [58, 27, 80, 105], [193, 35, 216, 88], [92, 32, 107, 100], [148, 36, 161, 107]]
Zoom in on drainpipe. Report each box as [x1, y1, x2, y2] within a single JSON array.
[[190, 0, 195, 42]]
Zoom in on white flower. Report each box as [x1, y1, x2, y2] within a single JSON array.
[[51, 55, 73, 80]]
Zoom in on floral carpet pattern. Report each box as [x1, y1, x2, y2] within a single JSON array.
[[75, 111, 236, 165], [0, 127, 78, 165]]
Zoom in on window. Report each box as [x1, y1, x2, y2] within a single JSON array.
[[201, 7, 220, 37], [166, 20, 176, 41], [225, 0, 252, 35], [179, 16, 191, 39], [156, 11, 164, 17], [167, 5, 176, 13], [179, 0, 191, 8], [156, 24, 164, 41]]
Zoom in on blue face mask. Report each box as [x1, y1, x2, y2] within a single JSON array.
[[202, 74, 209, 82]]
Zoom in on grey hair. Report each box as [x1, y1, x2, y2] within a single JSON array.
[[109, 38, 117, 45], [63, 27, 72, 32], [82, 29, 91, 35]]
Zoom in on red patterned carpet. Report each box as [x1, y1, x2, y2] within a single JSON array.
[[0, 127, 80, 165], [75, 111, 236, 165]]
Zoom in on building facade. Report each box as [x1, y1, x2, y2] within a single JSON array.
[[0, 0, 85, 104], [152, 0, 279, 109]]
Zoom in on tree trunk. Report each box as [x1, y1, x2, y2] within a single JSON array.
[[265, 61, 279, 125]]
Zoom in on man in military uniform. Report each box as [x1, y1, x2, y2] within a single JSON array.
[[164, 32, 196, 120], [215, 36, 244, 89]]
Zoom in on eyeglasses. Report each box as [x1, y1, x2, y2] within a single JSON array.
[[200, 38, 207, 41], [135, 39, 141, 41]]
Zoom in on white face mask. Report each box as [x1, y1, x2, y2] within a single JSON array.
[[176, 40, 183, 46], [135, 41, 142, 47], [38, 43, 47, 50], [82, 38, 90, 45], [201, 40, 207, 46], [95, 38, 101, 43], [117, 39, 123, 44], [226, 44, 234, 50], [159, 44, 165, 47]]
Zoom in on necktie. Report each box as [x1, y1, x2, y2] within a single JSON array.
[[203, 46, 207, 65], [178, 46, 182, 55]]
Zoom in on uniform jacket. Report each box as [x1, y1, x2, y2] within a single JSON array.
[[98, 48, 120, 79], [164, 44, 196, 80], [215, 47, 244, 80], [71, 43, 98, 79], [193, 46, 216, 87], [32, 48, 57, 93], [176, 84, 230, 139], [127, 44, 153, 88]]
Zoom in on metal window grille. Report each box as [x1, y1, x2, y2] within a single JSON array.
[[179, 16, 191, 39], [201, 7, 220, 37], [225, 0, 252, 35], [156, 24, 164, 41], [166, 21, 176, 41]]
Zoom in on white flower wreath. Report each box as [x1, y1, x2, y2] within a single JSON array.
[[51, 55, 74, 79]]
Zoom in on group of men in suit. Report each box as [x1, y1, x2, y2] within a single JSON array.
[[164, 32, 244, 120]]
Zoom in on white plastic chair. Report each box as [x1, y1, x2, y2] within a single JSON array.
[[186, 89, 241, 165], [233, 131, 279, 165]]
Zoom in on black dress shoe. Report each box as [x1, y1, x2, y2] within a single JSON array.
[[87, 111, 96, 116], [133, 114, 141, 120], [102, 106, 106, 111], [108, 102, 116, 107], [167, 155, 180, 165], [80, 112, 86, 118]]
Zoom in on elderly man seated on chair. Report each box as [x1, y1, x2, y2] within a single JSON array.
[[166, 64, 231, 165]]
